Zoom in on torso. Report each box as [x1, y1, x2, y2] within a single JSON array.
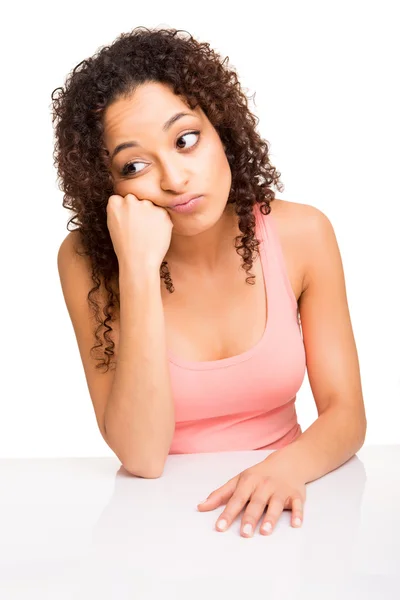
[[160, 199, 307, 362]]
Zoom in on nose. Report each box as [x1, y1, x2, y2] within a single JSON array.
[[159, 157, 190, 191]]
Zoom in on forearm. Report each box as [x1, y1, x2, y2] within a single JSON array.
[[104, 266, 175, 477], [265, 405, 367, 484]]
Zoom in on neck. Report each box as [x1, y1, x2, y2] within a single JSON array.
[[164, 203, 240, 275]]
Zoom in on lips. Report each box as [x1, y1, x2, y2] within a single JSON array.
[[169, 193, 202, 207]]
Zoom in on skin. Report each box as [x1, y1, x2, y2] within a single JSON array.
[[101, 82, 308, 538], [99, 82, 366, 540], [99, 84, 365, 537], [102, 81, 242, 276]]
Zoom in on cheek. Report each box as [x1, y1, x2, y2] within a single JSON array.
[[113, 182, 137, 199], [216, 152, 232, 195], [204, 148, 231, 189], [113, 178, 149, 199]]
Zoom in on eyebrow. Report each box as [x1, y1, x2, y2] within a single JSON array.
[[110, 111, 194, 162]]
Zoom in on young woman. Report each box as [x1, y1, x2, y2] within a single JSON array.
[[54, 26, 366, 538]]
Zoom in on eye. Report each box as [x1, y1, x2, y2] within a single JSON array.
[[120, 130, 201, 177], [176, 130, 199, 150]]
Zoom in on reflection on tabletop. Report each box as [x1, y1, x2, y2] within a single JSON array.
[[1, 446, 399, 598]]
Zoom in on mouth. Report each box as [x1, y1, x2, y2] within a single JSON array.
[[168, 195, 204, 214], [168, 193, 203, 208]]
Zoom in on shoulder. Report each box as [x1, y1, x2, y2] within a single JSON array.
[[269, 198, 335, 293], [58, 230, 84, 260], [57, 230, 93, 279], [57, 230, 90, 287], [269, 197, 327, 227], [57, 230, 118, 316], [270, 197, 333, 241], [57, 230, 94, 296]]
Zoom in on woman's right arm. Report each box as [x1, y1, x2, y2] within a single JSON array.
[[104, 263, 175, 478], [57, 233, 175, 479]]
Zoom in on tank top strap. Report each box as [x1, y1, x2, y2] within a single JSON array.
[[254, 202, 298, 314]]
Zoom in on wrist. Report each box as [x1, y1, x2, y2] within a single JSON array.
[[118, 261, 161, 284]]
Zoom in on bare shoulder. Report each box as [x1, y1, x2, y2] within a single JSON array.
[[269, 197, 324, 228], [58, 229, 85, 260], [269, 198, 330, 295], [57, 230, 116, 311], [57, 230, 98, 290], [57, 230, 96, 319]]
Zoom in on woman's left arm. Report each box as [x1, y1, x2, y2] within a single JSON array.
[[281, 205, 367, 482], [197, 206, 367, 536], [263, 404, 367, 485], [197, 406, 366, 538]]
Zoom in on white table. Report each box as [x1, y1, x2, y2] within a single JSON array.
[[0, 445, 399, 599]]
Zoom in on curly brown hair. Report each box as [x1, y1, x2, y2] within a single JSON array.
[[51, 26, 284, 373]]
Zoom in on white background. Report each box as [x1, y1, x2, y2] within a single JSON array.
[[1, 0, 399, 457]]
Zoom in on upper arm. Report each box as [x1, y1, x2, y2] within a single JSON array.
[[57, 232, 120, 446], [298, 205, 366, 427]]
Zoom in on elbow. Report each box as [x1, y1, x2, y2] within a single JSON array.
[[124, 466, 164, 479], [122, 459, 165, 479]]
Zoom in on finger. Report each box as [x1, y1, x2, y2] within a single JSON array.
[[197, 475, 239, 511], [260, 493, 286, 535], [215, 475, 257, 532], [291, 496, 304, 528], [240, 478, 274, 537]]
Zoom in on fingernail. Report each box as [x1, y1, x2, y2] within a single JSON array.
[[217, 519, 228, 531], [199, 498, 208, 504], [242, 523, 253, 536], [261, 521, 272, 534], [293, 517, 302, 527]]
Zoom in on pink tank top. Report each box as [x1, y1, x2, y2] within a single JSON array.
[[167, 202, 306, 453]]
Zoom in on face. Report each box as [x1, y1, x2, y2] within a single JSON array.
[[102, 82, 232, 235]]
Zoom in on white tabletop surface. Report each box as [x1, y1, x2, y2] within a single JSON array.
[[0, 445, 399, 599]]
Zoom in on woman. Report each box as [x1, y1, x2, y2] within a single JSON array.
[[54, 26, 366, 538]]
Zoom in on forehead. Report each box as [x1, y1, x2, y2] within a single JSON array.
[[103, 82, 201, 140]]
